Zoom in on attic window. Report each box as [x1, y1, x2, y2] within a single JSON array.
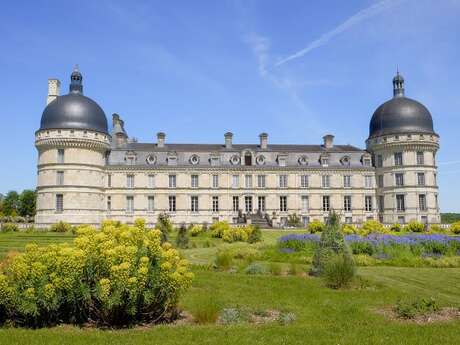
[[146, 154, 157, 165], [190, 155, 200, 165], [340, 156, 350, 166], [244, 152, 252, 166], [256, 155, 266, 165], [230, 155, 240, 165], [298, 156, 308, 166]]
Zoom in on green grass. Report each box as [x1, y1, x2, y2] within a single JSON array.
[[1, 229, 459, 344]]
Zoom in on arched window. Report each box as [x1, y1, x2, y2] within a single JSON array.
[[244, 152, 252, 166]]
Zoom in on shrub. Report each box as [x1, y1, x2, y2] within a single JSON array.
[[247, 225, 262, 243], [0, 219, 193, 327], [449, 221, 460, 234], [244, 262, 267, 275], [1, 223, 19, 232], [190, 296, 220, 324], [394, 297, 439, 319], [287, 213, 302, 227], [214, 250, 233, 270], [429, 224, 444, 233], [361, 220, 385, 235], [269, 262, 282, 276], [310, 212, 353, 276], [403, 221, 425, 233], [50, 221, 72, 233], [390, 223, 402, 232], [175, 223, 189, 249], [210, 221, 231, 238], [341, 224, 357, 235], [189, 224, 203, 237], [155, 213, 173, 243], [353, 254, 378, 266], [202, 222, 209, 232], [322, 254, 356, 289], [308, 220, 325, 233]]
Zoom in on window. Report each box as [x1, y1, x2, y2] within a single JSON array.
[[345, 217, 352, 224], [365, 175, 373, 188], [343, 195, 352, 211], [395, 173, 404, 186], [233, 196, 239, 212], [148, 174, 155, 188], [377, 154, 383, 168], [419, 194, 427, 211], [434, 173, 437, 185], [398, 216, 405, 224], [433, 152, 436, 165], [107, 196, 111, 211], [421, 215, 428, 224], [363, 158, 371, 167], [301, 195, 309, 211], [279, 175, 288, 188], [212, 174, 219, 188], [302, 216, 309, 227], [232, 175, 239, 188], [322, 196, 330, 212], [396, 194, 405, 212], [321, 157, 329, 166], [245, 175, 253, 188], [169, 175, 176, 188], [191, 196, 199, 212], [169, 196, 176, 212], [257, 175, 266, 188], [365, 196, 373, 212], [57, 149, 64, 163], [258, 196, 266, 212], [148, 196, 154, 212], [191, 175, 199, 188], [379, 195, 384, 212], [394, 152, 403, 166], [417, 173, 425, 186], [244, 153, 252, 166], [127, 174, 134, 188], [280, 196, 287, 212], [378, 175, 384, 188], [56, 194, 63, 212], [126, 196, 134, 213], [56, 171, 64, 185], [343, 175, 351, 188], [212, 196, 219, 212], [416, 151, 424, 165], [245, 196, 252, 213], [322, 175, 330, 188], [435, 194, 439, 210], [108, 174, 112, 188], [300, 175, 309, 188]]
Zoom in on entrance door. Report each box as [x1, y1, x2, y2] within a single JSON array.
[[258, 196, 265, 212], [245, 196, 253, 213]]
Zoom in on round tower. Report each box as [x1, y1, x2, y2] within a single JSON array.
[[366, 72, 440, 225], [35, 66, 110, 227]]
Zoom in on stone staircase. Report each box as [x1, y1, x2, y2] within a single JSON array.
[[248, 212, 271, 228]]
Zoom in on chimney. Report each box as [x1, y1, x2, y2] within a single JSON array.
[[47, 79, 61, 105], [224, 132, 233, 149], [323, 134, 334, 149], [157, 132, 166, 148], [112, 114, 128, 147], [259, 132, 268, 149]]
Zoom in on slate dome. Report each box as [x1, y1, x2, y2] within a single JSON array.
[[369, 72, 435, 138], [40, 67, 108, 134]]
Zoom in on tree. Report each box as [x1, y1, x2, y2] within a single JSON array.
[[2, 191, 19, 216], [18, 190, 36, 217], [175, 223, 189, 249]]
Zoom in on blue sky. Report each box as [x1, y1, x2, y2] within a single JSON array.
[[0, 0, 459, 211]]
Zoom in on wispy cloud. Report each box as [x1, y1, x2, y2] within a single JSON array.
[[276, 0, 404, 66]]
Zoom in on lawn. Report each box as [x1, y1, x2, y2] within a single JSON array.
[[0, 229, 459, 345]]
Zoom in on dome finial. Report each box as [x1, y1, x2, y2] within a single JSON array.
[[392, 69, 404, 98], [70, 65, 83, 94]]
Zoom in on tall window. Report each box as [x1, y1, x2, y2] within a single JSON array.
[[343, 175, 351, 188], [394, 152, 403, 166], [233, 196, 239, 212], [107, 196, 111, 211], [191, 196, 199, 212], [169, 196, 176, 212], [343, 195, 352, 211], [396, 194, 405, 211], [212, 174, 219, 188], [379, 195, 384, 212], [126, 196, 134, 213], [232, 175, 239, 188], [258, 196, 266, 212], [257, 175, 266, 188], [127, 174, 134, 188], [169, 175, 176, 188], [300, 175, 309, 188], [148, 174, 155, 188], [365, 175, 373, 188], [191, 175, 199, 188], [395, 173, 404, 186], [378, 175, 384, 188], [57, 149, 65, 163], [365, 196, 373, 212], [417, 172, 425, 186], [56, 194, 63, 212], [279, 196, 287, 212], [322, 175, 330, 188], [416, 151, 424, 165], [244, 153, 252, 166], [377, 154, 383, 168], [301, 195, 309, 211], [245, 196, 252, 213], [148, 196, 154, 212], [212, 196, 219, 212], [108, 174, 112, 188], [56, 171, 64, 185], [419, 194, 427, 211], [435, 194, 439, 210], [434, 173, 437, 186], [322, 196, 330, 212], [279, 175, 288, 188], [245, 175, 253, 188]]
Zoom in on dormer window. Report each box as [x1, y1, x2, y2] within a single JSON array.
[[230, 155, 240, 165], [244, 152, 252, 166], [256, 155, 266, 165], [340, 156, 351, 166], [277, 154, 287, 167], [167, 152, 178, 166], [298, 155, 308, 166], [124, 151, 137, 165], [319, 154, 329, 167], [146, 154, 157, 165], [189, 154, 200, 165]]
